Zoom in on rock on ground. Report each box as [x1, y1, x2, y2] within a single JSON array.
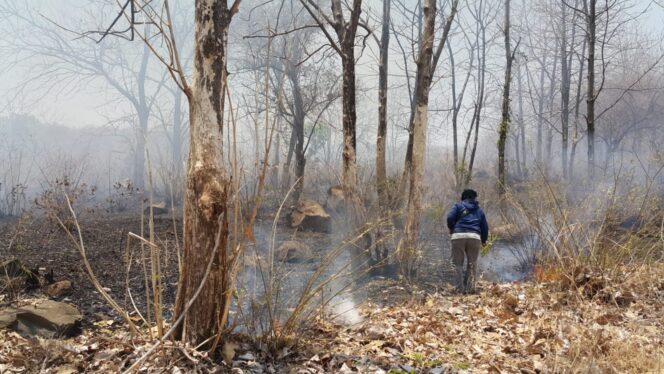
[[276, 241, 313, 263], [0, 300, 82, 338], [290, 200, 331, 233]]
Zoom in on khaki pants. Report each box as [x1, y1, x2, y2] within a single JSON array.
[[451, 238, 481, 293]]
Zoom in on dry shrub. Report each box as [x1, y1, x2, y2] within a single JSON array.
[[501, 170, 663, 293], [34, 176, 97, 229]]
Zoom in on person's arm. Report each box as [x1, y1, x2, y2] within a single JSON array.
[[446, 204, 459, 234], [480, 210, 489, 244]]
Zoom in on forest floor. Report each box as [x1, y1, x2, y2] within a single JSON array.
[[0, 212, 663, 373]]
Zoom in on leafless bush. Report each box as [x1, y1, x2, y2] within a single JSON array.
[[506, 170, 663, 292], [105, 179, 141, 213], [34, 176, 97, 228]]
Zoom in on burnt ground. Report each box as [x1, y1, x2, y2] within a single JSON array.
[[0, 209, 524, 331], [0, 213, 181, 326]]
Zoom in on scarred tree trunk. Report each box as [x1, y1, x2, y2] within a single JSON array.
[[173, 0, 238, 346], [400, 0, 436, 275]]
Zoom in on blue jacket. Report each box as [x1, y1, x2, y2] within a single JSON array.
[[446, 199, 489, 243]]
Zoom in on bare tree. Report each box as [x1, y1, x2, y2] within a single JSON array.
[[497, 0, 518, 194], [398, 0, 459, 198], [172, 0, 241, 346], [398, 0, 437, 276], [376, 0, 391, 210], [0, 1, 167, 190], [299, 0, 365, 221]]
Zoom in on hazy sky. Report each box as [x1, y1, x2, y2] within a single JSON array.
[[0, 0, 662, 130]]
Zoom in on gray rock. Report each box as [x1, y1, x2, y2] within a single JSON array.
[[238, 352, 256, 361], [0, 300, 82, 338], [276, 241, 313, 263]]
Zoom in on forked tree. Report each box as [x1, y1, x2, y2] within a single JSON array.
[[398, 0, 437, 275]]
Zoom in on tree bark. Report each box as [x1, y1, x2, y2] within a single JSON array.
[[173, 0, 237, 346], [560, 2, 571, 179], [400, 0, 436, 276], [399, 0, 458, 200], [497, 0, 514, 195], [569, 37, 587, 180], [288, 63, 306, 202], [517, 59, 526, 177], [464, 1, 486, 186], [340, 51, 362, 221], [172, 87, 184, 193], [376, 0, 391, 211], [586, 0, 597, 178], [133, 42, 151, 191]]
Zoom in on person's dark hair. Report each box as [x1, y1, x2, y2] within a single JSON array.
[[461, 189, 478, 201]]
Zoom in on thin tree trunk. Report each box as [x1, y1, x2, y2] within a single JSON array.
[[448, 38, 474, 189], [586, 0, 597, 178], [514, 134, 521, 177], [497, 0, 514, 195], [560, 2, 571, 179], [282, 128, 295, 192], [535, 54, 547, 165], [133, 42, 151, 191], [134, 112, 148, 191], [376, 0, 391, 210], [465, 4, 487, 186], [517, 59, 526, 177], [288, 65, 306, 202], [569, 37, 587, 180]]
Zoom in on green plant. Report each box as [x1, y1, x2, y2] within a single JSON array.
[[480, 233, 497, 256]]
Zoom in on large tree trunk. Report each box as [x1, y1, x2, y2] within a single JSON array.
[[171, 88, 184, 204], [173, 0, 236, 346], [376, 0, 391, 210], [400, 0, 436, 276], [497, 0, 513, 195]]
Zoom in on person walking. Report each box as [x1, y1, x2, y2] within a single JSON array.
[[446, 189, 489, 294]]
